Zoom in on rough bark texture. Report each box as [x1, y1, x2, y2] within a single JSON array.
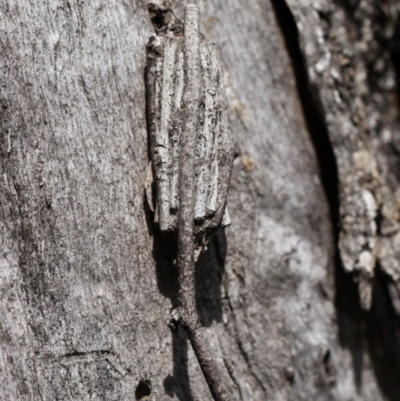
[[1, 0, 400, 401]]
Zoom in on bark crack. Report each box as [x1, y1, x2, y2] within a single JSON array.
[[270, 0, 340, 239]]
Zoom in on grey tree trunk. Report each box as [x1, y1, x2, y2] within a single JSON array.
[[1, 0, 400, 400]]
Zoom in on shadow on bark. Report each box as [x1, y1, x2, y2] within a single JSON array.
[[163, 326, 195, 401], [337, 264, 400, 400], [149, 225, 192, 400], [195, 229, 227, 327], [334, 256, 364, 391], [146, 202, 227, 399], [366, 267, 400, 401]]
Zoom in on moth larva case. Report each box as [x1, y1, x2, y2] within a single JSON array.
[[146, 5, 234, 243]]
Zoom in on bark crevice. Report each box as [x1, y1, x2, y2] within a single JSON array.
[[270, 0, 339, 234], [269, 0, 367, 393]]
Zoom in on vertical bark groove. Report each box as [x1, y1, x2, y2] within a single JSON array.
[[270, 0, 340, 234]]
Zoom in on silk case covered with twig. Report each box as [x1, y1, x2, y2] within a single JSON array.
[[145, 12, 234, 244]]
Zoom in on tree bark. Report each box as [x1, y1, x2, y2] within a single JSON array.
[[1, 0, 400, 400]]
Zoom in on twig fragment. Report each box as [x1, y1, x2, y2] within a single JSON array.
[[146, 4, 234, 400]]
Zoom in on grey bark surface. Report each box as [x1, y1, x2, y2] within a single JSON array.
[[1, 1, 400, 401]]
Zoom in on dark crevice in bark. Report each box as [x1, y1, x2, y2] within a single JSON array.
[[269, 0, 366, 392], [270, 0, 339, 234], [367, 266, 400, 401], [391, 18, 400, 113], [135, 379, 152, 400], [62, 350, 112, 359]]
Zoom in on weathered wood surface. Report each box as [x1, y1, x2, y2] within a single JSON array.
[[1, 0, 400, 400]]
